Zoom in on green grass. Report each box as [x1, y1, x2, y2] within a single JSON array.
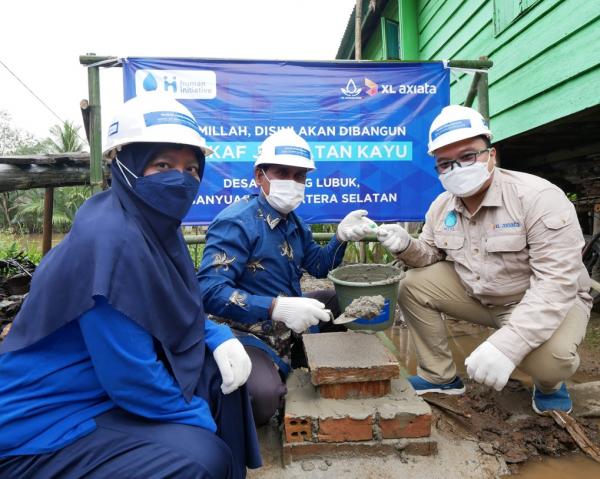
[[0, 230, 42, 265]]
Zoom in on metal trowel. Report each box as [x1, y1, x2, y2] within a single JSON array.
[[333, 313, 360, 325]]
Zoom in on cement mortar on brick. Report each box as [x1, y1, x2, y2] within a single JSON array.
[[285, 369, 431, 421], [303, 331, 398, 370]]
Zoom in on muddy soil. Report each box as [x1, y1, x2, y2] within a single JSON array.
[[426, 379, 600, 474], [577, 311, 600, 377]]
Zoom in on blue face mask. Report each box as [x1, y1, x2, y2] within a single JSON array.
[[115, 157, 200, 221], [133, 169, 200, 221]]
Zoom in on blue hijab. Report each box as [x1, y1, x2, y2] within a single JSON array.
[[1, 143, 206, 401]]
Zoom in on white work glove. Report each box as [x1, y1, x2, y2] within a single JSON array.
[[464, 341, 516, 391], [337, 209, 377, 242], [213, 338, 252, 394], [271, 297, 331, 334], [377, 224, 411, 254]]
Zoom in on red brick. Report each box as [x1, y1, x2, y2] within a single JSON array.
[[379, 413, 432, 439], [284, 415, 312, 443], [319, 379, 391, 399], [318, 416, 373, 442]]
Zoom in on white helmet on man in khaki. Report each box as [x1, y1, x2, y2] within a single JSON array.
[[427, 105, 492, 155], [103, 94, 213, 159], [255, 128, 316, 170]]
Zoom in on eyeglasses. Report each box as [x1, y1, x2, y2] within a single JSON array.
[[434, 148, 491, 174]]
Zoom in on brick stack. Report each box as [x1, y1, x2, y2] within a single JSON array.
[[282, 331, 436, 464]]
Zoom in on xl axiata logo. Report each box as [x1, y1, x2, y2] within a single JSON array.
[[340, 78, 379, 99], [135, 70, 217, 99], [364, 78, 378, 96]]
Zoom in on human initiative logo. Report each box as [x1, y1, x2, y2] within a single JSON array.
[[135, 70, 217, 99]]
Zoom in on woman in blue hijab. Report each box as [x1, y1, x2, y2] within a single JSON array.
[[0, 95, 261, 478]]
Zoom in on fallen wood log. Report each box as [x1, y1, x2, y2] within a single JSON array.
[[0, 154, 110, 192], [549, 410, 600, 464]]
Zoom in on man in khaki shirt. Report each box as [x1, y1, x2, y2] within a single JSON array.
[[377, 105, 592, 414]]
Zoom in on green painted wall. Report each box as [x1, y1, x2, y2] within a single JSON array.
[[354, 0, 600, 142], [415, 0, 600, 141]]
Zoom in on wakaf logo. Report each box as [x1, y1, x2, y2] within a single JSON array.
[[341, 79, 361, 98], [364, 78, 378, 96]]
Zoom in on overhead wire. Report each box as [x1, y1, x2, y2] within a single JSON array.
[[0, 59, 88, 145]]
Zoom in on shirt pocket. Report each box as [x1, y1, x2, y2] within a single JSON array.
[[485, 235, 528, 280], [541, 210, 572, 230], [434, 234, 465, 263]]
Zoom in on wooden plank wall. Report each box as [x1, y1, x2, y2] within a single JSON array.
[[415, 0, 600, 142]]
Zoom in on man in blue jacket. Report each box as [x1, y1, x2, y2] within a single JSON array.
[[198, 128, 375, 425]]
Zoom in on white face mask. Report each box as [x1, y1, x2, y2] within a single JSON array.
[[261, 170, 305, 214], [439, 159, 493, 198]]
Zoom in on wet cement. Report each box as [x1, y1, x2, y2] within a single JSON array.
[[334, 295, 385, 324]]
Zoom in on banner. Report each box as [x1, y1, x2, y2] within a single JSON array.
[[122, 58, 449, 224]]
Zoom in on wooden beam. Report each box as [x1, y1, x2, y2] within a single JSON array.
[[42, 188, 54, 255]]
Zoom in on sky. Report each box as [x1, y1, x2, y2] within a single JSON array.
[[0, 0, 357, 144]]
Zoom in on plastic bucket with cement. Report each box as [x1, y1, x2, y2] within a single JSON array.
[[327, 263, 404, 331]]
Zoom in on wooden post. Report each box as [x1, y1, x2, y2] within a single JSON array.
[[80, 99, 91, 144], [593, 204, 600, 235], [464, 72, 481, 107], [87, 63, 103, 194], [355, 0, 367, 263], [42, 187, 54, 255], [477, 56, 490, 122], [354, 0, 362, 61]]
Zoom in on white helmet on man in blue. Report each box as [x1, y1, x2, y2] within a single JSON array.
[[427, 105, 492, 155], [255, 128, 316, 171]]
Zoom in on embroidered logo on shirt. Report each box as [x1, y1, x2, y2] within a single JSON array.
[[213, 251, 236, 271], [495, 221, 521, 229], [444, 210, 457, 229], [280, 241, 294, 260], [227, 290, 248, 309], [247, 259, 266, 273], [265, 213, 281, 229]]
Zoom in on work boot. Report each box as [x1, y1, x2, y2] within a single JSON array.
[[408, 375, 465, 395], [531, 383, 573, 415]]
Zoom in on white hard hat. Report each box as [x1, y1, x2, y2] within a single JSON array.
[[428, 105, 492, 155], [255, 128, 315, 170], [103, 95, 213, 159]]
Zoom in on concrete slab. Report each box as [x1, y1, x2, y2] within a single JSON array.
[[286, 368, 430, 420], [303, 331, 399, 385]]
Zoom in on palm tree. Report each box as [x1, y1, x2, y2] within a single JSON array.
[[8, 121, 91, 233], [47, 120, 86, 153]]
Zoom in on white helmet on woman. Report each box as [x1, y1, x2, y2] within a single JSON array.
[[255, 128, 315, 170], [103, 94, 213, 159], [427, 105, 492, 155]]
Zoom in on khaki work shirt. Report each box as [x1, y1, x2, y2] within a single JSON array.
[[398, 168, 592, 364]]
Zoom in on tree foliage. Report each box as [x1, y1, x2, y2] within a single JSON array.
[[1, 114, 90, 233], [0, 110, 48, 155]]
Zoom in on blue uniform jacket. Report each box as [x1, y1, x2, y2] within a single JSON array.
[[0, 297, 233, 457], [197, 194, 346, 367]]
